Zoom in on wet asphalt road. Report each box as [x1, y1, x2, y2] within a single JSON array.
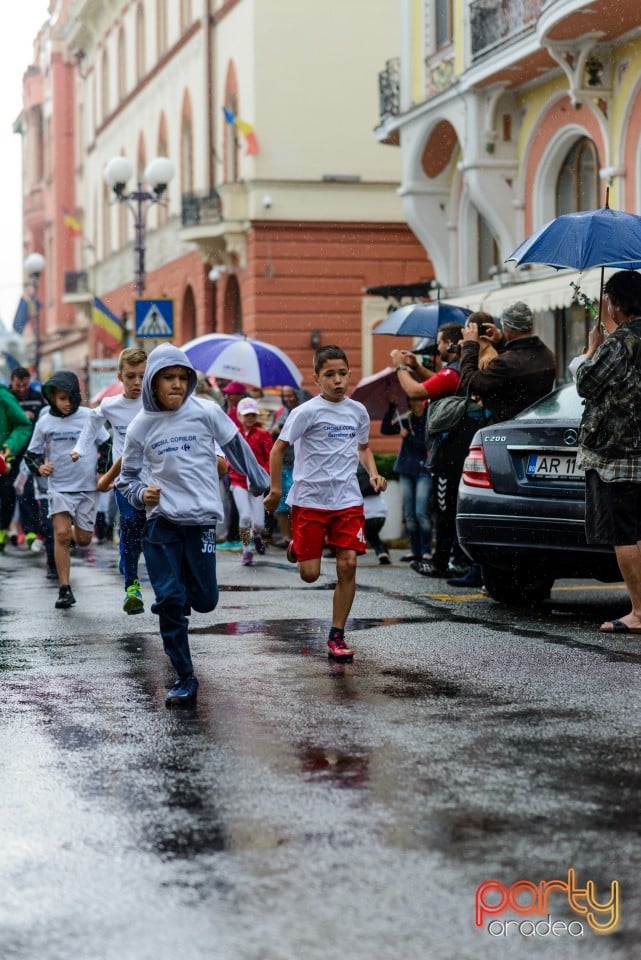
[[1, 542, 640, 960]]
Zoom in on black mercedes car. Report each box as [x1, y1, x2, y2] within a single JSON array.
[[456, 383, 621, 605]]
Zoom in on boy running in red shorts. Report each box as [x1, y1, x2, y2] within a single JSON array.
[[264, 346, 387, 660]]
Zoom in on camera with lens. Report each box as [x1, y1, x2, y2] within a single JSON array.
[[471, 321, 490, 336], [420, 342, 439, 358]]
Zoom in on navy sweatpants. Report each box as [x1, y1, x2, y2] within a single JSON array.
[[142, 517, 219, 679]]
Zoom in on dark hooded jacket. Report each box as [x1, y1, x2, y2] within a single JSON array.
[[42, 370, 82, 417], [25, 370, 110, 475]]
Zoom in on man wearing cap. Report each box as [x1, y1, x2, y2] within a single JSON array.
[[459, 301, 555, 424]]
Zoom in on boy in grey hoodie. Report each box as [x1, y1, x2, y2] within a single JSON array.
[[117, 344, 269, 707]]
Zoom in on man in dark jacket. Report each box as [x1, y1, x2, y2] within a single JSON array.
[[573, 270, 641, 635], [459, 301, 556, 424]]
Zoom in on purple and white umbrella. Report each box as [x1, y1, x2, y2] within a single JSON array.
[[180, 333, 303, 388]]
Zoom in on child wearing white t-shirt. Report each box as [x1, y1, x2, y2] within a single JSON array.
[[264, 345, 387, 661]]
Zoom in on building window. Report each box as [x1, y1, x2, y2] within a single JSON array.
[[556, 138, 598, 216], [137, 134, 147, 187], [157, 114, 169, 226], [181, 112, 194, 194], [102, 183, 112, 258], [157, 0, 168, 56], [435, 0, 452, 49], [117, 27, 126, 101], [136, 3, 146, 82], [224, 91, 239, 183], [180, 0, 192, 31], [478, 213, 498, 282], [101, 49, 109, 121]]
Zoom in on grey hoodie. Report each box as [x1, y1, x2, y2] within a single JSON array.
[[116, 343, 269, 523]]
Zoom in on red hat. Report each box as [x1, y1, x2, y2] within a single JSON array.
[[222, 380, 246, 394]]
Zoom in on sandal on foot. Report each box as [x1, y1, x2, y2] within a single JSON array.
[[600, 619, 641, 634]]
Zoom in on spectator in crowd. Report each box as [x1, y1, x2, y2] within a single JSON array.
[[222, 381, 246, 427], [459, 301, 555, 424], [230, 396, 274, 566], [390, 323, 469, 578], [195, 373, 224, 406], [381, 394, 431, 569], [270, 386, 305, 546], [0, 376, 35, 552], [453, 304, 556, 588], [572, 271, 641, 634], [217, 380, 247, 548], [7, 366, 46, 550], [357, 463, 390, 564]]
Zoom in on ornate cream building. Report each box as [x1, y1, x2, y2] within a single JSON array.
[[376, 0, 641, 373]]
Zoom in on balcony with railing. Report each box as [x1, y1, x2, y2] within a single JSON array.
[[470, 0, 542, 61], [181, 189, 223, 228], [378, 57, 400, 123]]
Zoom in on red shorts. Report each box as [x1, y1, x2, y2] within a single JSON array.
[[291, 504, 366, 561]]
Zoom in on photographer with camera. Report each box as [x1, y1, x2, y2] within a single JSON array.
[[459, 302, 555, 424], [390, 322, 469, 579]]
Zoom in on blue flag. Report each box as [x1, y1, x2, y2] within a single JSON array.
[[13, 297, 30, 334]]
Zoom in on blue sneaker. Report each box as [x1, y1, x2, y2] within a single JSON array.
[[216, 540, 242, 551], [165, 674, 199, 707]]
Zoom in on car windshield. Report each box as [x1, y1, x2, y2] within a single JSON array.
[[515, 383, 585, 421]]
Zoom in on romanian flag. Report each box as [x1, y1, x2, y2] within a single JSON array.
[[63, 207, 82, 236], [92, 297, 123, 351], [222, 107, 260, 156]]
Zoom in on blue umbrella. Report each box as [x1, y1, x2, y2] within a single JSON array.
[[507, 204, 641, 271], [373, 301, 471, 338], [181, 333, 302, 388]]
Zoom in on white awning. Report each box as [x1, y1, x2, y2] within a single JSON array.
[[448, 270, 605, 316]]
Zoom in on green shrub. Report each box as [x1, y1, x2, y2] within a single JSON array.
[[374, 452, 398, 481]]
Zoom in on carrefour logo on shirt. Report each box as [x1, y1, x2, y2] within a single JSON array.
[[322, 424, 356, 439], [151, 434, 197, 455]]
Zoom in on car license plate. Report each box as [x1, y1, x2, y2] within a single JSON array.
[[526, 454, 584, 478]]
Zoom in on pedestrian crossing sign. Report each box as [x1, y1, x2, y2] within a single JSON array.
[[134, 299, 174, 338]]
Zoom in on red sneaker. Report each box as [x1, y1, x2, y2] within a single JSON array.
[[286, 540, 297, 563], [327, 635, 354, 661]]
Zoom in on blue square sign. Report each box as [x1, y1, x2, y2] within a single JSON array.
[[135, 299, 174, 338]]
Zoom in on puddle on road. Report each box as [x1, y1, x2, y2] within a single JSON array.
[[298, 742, 370, 789], [190, 615, 427, 639], [380, 667, 462, 700]]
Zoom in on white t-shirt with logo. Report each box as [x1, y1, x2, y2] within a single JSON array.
[[73, 394, 142, 460], [279, 395, 370, 510]]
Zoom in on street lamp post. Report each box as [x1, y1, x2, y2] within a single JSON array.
[[23, 252, 46, 380], [103, 156, 175, 296]]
